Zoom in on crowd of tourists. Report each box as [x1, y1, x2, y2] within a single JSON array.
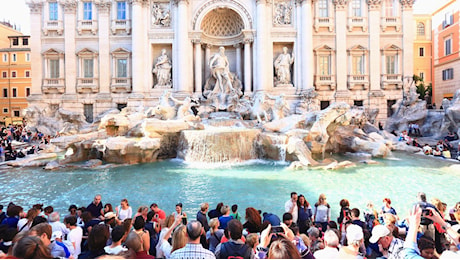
[[0, 192, 459, 259], [0, 124, 51, 162]]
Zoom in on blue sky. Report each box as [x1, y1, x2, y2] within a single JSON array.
[[0, 0, 453, 35]]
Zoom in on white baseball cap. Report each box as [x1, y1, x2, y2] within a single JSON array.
[[346, 224, 364, 242], [51, 231, 63, 241], [369, 225, 391, 244]]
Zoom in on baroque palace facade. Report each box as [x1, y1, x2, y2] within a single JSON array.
[[27, 0, 415, 123]]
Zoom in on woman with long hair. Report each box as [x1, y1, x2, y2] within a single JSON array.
[[206, 218, 224, 253], [243, 207, 262, 233], [116, 198, 133, 222], [17, 208, 38, 233], [133, 215, 150, 254], [13, 236, 52, 259], [313, 194, 331, 232], [297, 195, 313, 234]]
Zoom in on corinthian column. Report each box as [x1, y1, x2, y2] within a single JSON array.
[[255, 0, 270, 92], [193, 40, 202, 94], [300, 0, 313, 91], [401, 0, 415, 79], [243, 38, 253, 93], [367, 0, 381, 92], [174, 0, 192, 94], [131, 0, 145, 96]]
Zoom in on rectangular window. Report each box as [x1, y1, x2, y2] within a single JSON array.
[[117, 59, 127, 78], [318, 0, 328, 18], [3, 89, 7, 98], [11, 71, 16, 78], [23, 38, 28, 46], [352, 55, 364, 75], [3, 108, 7, 114], [385, 0, 396, 17], [12, 38, 18, 46], [354, 100, 363, 107], [419, 47, 424, 57], [420, 72, 424, 80], [442, 68, 454, 81], [12, 88, 17, 98], [117, 103, 127, 111], [2, 54, 7, 62], [13, 111, 20, 117], [445, 38, 452, 56], [26, 53, 30, 62], [319, 56, 330, 75], [26, 88, 30, 97], [351, 0, 362, 17], [84, 59, 94, 78], [2, 72, 6, 78], [49, 59, 60, 78], [117, 1, 127, 20], [320, 101, 330, 110], [25, 71, 30, 78], [49, 2, 58, 21], [12, 54, 16, 62], [386, 55, 396, 74], [83, 2, 93, 20]]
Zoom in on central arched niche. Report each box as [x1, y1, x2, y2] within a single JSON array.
[[199, 8, 245, 46]]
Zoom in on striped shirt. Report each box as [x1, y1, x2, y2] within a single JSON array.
[[169, 243, 216, 259]]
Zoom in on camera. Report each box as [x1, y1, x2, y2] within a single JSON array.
[[270, 226, 284, 234], [182, 216, 187, 225], [415, 202, 439, 225]]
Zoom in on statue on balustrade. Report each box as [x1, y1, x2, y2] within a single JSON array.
[[203, 46, 243, 111], [274, 47, 294, 87], [152, 49, 172, 89]]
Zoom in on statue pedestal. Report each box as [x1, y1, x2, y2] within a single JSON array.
[[272, 84, 296, 95]]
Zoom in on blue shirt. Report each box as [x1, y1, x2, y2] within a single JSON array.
[[218, 215, 233, 229], [403, 241, 424, 259]]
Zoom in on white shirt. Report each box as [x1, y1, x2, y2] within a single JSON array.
[[104, 245, 127, 255], [67, 226, 83, 258], [285, 199, 298, 223], [314, 247, 340, 259], [17, 218, 31, 232], [50, 221, 70, 235], [117, 206, 132, 221]]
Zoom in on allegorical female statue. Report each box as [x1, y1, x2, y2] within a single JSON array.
[[153, 49, 172, 88]]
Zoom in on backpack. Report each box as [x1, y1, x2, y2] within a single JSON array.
[[219, 241, 252, 259]]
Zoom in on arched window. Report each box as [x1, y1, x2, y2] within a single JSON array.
[[417, 22, 425, 36]]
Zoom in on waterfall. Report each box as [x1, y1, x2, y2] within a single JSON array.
[[178, 128, 262, 163]]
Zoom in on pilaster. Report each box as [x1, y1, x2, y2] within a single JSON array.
[[130, 0, 144, 97], [367, 0, 381, 91], [193, 40, 202, 94], [173, 0, 192, 94], [255, 0, 271, 92], [63, 0, 77, 96], [243, 38, 253, 94], [333, 0, 349, 98], [300, 0, 313, 91], [95, 1, 111, 96], [27, 1, 43, 99], [401, 0, 415, 78]]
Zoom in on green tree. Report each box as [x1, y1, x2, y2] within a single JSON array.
[[413, 74, 432, 101]]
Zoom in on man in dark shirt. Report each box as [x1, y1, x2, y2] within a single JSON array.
[[86, 195, 103, 220], [351, 208, 366, 229], [196, 202, 210, 232]]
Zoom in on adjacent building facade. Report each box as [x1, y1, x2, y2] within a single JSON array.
[[432, 0, 459, 107], [27, 0, 415, 123], [0, 23, 31, 124], [413, 14, 432, 85]]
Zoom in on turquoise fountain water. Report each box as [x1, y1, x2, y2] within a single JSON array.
[[0, 152, 458, 221]]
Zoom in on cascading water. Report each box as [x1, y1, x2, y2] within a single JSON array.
[[178, 127, 262, 163]]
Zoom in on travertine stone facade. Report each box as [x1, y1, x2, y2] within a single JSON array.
[[27, 0, 415, 123]]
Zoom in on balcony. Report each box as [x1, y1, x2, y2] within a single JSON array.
[[110, 77, 132, 93], [347, 17, 367, 32], [42, 78, 65, 94], [347, 75, 369, 90], [111, 20, 131, 35], [77, 20, 98, 35], [314, 75, 336, 90], [77, 78, 99, 93], [381, 74, 402, 89], [314, 17, 334, 32], [380, 17, 401, 32], [43, 20, 63, 36]]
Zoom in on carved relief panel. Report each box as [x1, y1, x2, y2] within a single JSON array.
[[273, 0, 293, 26], [151, 0, 171, 27]]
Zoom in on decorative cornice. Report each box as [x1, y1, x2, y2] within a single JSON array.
[[130, 0, 149, 5], [367, 0, 381, 10], [333, 0, 348, 10], [60, 0, 77, 13], [296, 0, 312, 4], [400, 0, 415, 9], [174, 0, 190, 5], [26, 0, 43, 14], [94, 0, 112, 12]]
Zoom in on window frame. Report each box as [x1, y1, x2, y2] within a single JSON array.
[[3, 89, 8, 98], [12, 53, 17, 62], [12, 88, 17, 98], [351, 0, 362, 17], [117, 1, 127, 20], [419, 47, 424, 57], [83, 2, 93, 21], [11, 71, 16, 78], [49, 2, 58, 21], [2, 54, 7, 63], [444, 37, 452, 56]]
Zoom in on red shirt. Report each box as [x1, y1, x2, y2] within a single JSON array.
[[156, 209, 166, 220]]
